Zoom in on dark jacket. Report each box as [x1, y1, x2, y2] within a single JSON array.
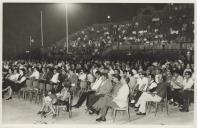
[[156, 82, 168, 98], [51, 84, 63, 94]]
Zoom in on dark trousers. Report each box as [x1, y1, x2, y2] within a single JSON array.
[[167, 86, 173, 100], [181, 90, 194, 110], [172, 89, 182, 103], [76, 91, 95, 106], [87, 93, 104, 108], [100, 96, 118, 117], [134, 91, 142, 103]]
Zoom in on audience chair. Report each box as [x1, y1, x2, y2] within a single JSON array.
[[112, 97, 130, 122], [147, 94, 168, 116], [55, 92, 73, 118], [78, 81, 89, 98]]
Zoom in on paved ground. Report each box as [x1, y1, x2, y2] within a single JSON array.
[[2, 96, 194, 125]]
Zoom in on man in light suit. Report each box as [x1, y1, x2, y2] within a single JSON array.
[[94, 74, 129, 122], [87, 73, 113, 114]]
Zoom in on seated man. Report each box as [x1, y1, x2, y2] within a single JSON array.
[[87, 73, 113, 114], [135, 75, 168, 115], [3, 69, 26, 100], [92, 74, 129, 122], [178, 71, 194, 112], [72, 71, 103, 108], [130, 70, 149, 105], [68, 69, 78, 93], [169, 70, 184, 106]]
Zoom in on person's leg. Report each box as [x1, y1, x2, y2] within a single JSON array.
[[6, 87, 12, 99], [135, 92, 147, 107], [100, 101, 118, 117], [180, 90, 190, 112], [138, 93, 161, 114], [173, 89, 181, 105], [73, 92, 88, 107], [167, 86, 173, 101], [86, 91, 96, 107], [96, 98, 118, 121], [38, 97, 49, 114], [87, 94, 102, 108], [134, 91, 142, 103]]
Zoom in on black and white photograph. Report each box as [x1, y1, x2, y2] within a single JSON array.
[[1, 1, 195, 125]]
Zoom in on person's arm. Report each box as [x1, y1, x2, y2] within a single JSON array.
[[183, 79, 194, 90], [16, 77, 26, 84], [174, 78, 184, 88], [29, 72, 35, 78]]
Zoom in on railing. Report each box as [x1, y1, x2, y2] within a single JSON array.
[[113, 43, 194, 51]]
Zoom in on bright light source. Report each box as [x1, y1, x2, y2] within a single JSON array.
[[107, 15, 111, 19], [56, 3, 79, 14]]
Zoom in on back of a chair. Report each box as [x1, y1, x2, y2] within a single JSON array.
[[39, 82, 45, 91], [46, 84, 53, 92], [33, 80, 39, 89], [26, 79, 33, 89], [80, 81, 88, 89]]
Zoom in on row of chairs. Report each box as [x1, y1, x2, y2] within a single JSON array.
[[112, 93, 169, 122], [17, 79, 189, 121], [16, 79, 73, 118]]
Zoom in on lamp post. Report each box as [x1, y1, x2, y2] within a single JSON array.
[[29, 35, 34, 59], [66, 3, 69, 54]]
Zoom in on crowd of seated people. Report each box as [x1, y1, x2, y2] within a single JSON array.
[[2, 57, 194, 121], [47, 4, 193, 56]]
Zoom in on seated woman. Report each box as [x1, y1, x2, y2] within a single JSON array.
[[37, 84, 70, 118], [3, 69, 26, 100]]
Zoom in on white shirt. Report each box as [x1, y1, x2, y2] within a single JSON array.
[[113, 84, 129, 108], [30, 70, 40, 80], [91, 77, 103, 90], [137, 77, 149, 91], [87, 73, 95, 83], [183, 77, 194, 90], [9, 73, 20, 81], [171, 75, 183, 89], [148, 80, 157, 90], [50, 73, 59, 83], [17, 76, 26, 83], [78, 73, 87, 81]]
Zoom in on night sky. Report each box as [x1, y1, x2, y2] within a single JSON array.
[[3, 3, 167, 58]]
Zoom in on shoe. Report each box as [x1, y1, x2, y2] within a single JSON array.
[[169, 101, 174, 105], [89, 110, 94, 115], [135, 108, 139, 112], [96, 117, 106, 122], [178, 105, 183, 108], [136, 112, 146, 115], [6, 97, 12, 100], [52, 114, 56, 118], [66, 108, 69, 112], [129, 103, 135, 107], [37, 111, 43, 114], [89, 107, 99, 115], [179, 108, 189, 112], [173, 102, 178, 106], [72, 104, 80, 108]]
